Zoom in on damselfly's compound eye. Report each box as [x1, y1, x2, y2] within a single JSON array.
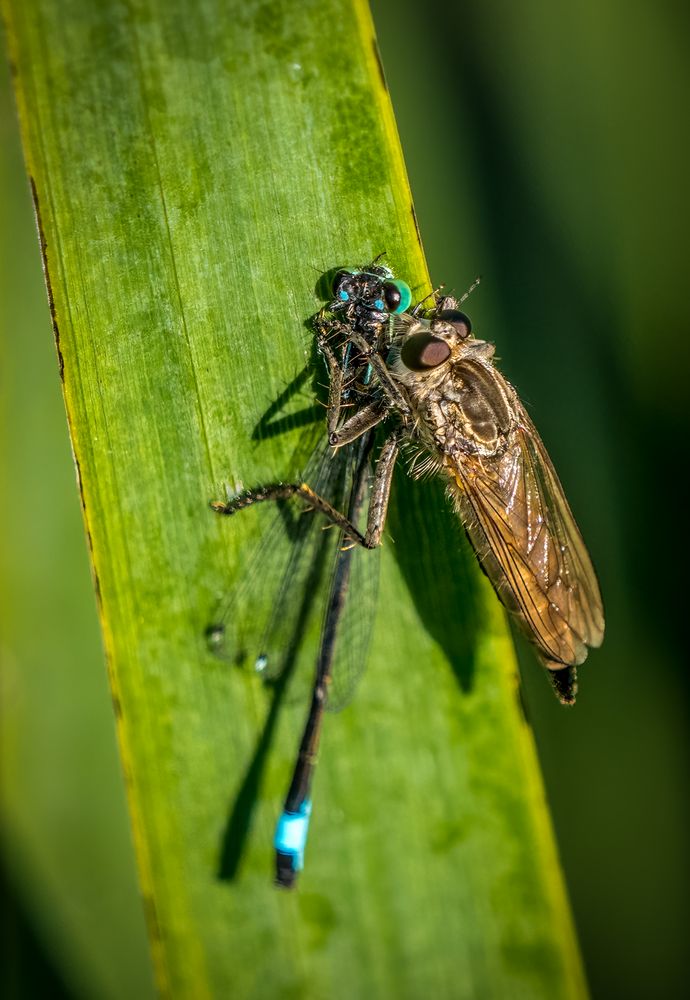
[[400, 332, 452, 371], [383, 279, 412, 314], [330, 268, 354, 302], [435, 308, 472, 338]]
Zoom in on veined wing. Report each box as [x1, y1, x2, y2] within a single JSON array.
[[208, 430, 379, 706], [321, 438, 381, 712], [446, 402, 604, 669]]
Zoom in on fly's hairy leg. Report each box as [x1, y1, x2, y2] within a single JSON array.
[[345, 330, 412, 418], [212, 484, 367, 548], [211, 429, 402, 551], [329, 398, 389, 448], [359, 427, 401, 547], [313, 309, 348, 439], [315, 310, 392, 446]]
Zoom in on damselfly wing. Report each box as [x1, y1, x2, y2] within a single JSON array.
[[208, 432, 380, 707]]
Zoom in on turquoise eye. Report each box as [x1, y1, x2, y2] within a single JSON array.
[[383, 279, 412, 314]]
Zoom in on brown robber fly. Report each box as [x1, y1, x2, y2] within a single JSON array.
[[385, 296, 605, 705]]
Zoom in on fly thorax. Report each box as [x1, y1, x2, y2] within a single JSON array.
[[429, 358, 515, 458]]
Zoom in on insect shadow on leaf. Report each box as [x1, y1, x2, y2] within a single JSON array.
[[386, 469, 483, 694]]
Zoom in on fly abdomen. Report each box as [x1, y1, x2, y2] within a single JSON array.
[[415, 358, 516, 460]]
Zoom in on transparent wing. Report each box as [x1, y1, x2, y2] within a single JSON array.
[[322, 454, 381, 712], [208, 430, 380, 707], [208, 435, 331, 681], [447, 401, 605, 668]]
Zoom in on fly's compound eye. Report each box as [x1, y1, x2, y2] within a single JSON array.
[[400, 331, 452, 371], [435, 308, 472, 338], [383, 279, 412, 314]]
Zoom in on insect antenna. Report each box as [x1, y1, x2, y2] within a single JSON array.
[[411, 283, 445, 316], [456, 275, 482, 306]]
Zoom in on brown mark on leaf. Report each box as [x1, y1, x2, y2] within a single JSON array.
[[142, 893, 163, 944], [72, 452, 89, 517], [29, 176, 64, 380], [410, 203, 423, 249], [371, 37, 388, 93], [72, 452, 105, 615]]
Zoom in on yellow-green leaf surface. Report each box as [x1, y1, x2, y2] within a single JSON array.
[[3, 1, 586, 996]]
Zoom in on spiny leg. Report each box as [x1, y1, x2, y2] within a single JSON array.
[[329, 397, 389, 448], [212, 482, 367, 548], [360, 427, 401, 548], [346, 330, 412, 417], [212, 429, 402, 551], [313, 309, 348, 438], [314, 310, 393, 443]]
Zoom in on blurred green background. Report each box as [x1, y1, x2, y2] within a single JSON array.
[[1, 1, 688, 998]]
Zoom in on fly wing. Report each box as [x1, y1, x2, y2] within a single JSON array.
[[447, 404, 604, 668]]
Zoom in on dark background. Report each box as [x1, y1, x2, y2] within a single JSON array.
[[373, 0, 689, 997]]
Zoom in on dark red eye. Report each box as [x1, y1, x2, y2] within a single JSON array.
[[382, 279, 411, 313], [400, 332, 452, 371], [382, 281, 401, 311], [435, 308, 472, 338]]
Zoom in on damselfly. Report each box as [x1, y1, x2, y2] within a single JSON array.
[[211, 260, 411, 887]]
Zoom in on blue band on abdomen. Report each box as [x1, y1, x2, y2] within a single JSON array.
[[274, 800, 312, 872]]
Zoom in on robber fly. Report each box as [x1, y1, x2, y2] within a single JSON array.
[[387, 297, 605, 703], [320, 290, 604, 704], [212, 260, 410, 887]]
